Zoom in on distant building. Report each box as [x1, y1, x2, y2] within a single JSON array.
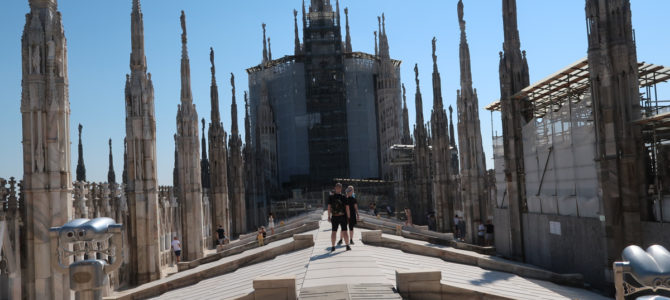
[[245, 0, 403, 194]]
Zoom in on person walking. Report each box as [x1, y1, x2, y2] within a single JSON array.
[[404, 208, 413, 226], [216, 225, 226, 246], [328, 183, 351, 252], [268, 212, 275, 235], [478, 222, 486, 245], [171, 236, 182, 263], [485, 220, 494, 246], [457, 216, 466, 242], [453, 214, 460, 239], [338, 186, 359, 245], [257, 227, 265, 247]]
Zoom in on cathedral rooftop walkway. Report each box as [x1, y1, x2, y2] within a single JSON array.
[[106, 211, 610, 300]]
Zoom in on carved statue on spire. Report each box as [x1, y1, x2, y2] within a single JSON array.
[[210, 47, 216, 77], [432, 37, 437, 64], [230, 72, 235, 95], [180, 10, 187, 44], [262, 23, 268, 63], [414, 63, 420, 86]]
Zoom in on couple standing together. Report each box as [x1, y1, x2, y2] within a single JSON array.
[[327, 183, 359, 252]]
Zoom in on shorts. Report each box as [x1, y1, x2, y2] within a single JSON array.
[[174, 250, 181, 257], [331, 215, 347, 232], [348, 218, 357, 231]]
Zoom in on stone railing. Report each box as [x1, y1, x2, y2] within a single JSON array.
[[0, 177, 22, 300], [0, 177, 21, 220]]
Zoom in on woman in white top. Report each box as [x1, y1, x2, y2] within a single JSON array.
[[268, 212, 275, 235], [171, 236, 181, 263]]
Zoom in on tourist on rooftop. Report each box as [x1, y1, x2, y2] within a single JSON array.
[[478, 221, 486, 246], [268, 212, 275, 235], [457, 216, 466, 242], [171, 236, 181, 263], [453, 214, 460, 240], [216, 225, 226, 246], [338, 185, 359, 246], [257, 227, 265, 247], [328, 182, 351, 252], [485, 220, 494, 246]]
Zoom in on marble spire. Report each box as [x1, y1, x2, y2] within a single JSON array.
[[125, 0, 161, 284], [76, 123, 86, 182], [293, 9, 301, 55], [414, 64, 424, 129], [429, 36, 453, 233], [108, 138, 116, 183], [230, 73, 239, 136], [498, 0, 530, 261], [21, 0, 73, 296], [228, 72, 246, 237], [208, 46, 231, 240], [201, 118, 210, 189], [175, 10, 204, 260], [344, 7, 352, 52], [262, 23, 268, 64]]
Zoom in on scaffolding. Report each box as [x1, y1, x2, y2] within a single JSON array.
[[487, 58, 670, 221]]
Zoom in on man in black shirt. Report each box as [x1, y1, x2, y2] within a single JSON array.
[[338, 185, 359, 245], [328, 183, 351, 252], [216, 225, 226, 246], [485, 220, 494, 246]]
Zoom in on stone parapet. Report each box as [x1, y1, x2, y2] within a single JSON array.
[[178, 221, 318, 272], [251, 275, 297, 300], [395, 269, 513, 300], [364, 230, 583, 287], [104, 233, 314, 300]]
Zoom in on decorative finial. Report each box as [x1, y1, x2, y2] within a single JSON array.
[[432, 37, 437, 64], [230, 73, 236, 95], [210, 47, 216, 84], [210, 47, 215, 67], [374, 31, 378, 56], [293, 9, 298, 18], [458, 0, 464, 23], [449, 105, 453, 113], [202, 118, 205, 131], [109, 138, 112, 149], [78, 123, 83, 135], [180, 11, 188, 50], [414, 64, 419, 85], [402, 83, 407, 104]]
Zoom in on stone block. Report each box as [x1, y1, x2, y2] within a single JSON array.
[[292, 233, 313, 241], [252, 275, 296, 300], [395, 269, 442, 297], [252, 275, 296, 289], [361, 230, 382, 243]]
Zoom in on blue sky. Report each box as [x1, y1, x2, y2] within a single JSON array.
[[1, 0, 668, 185]]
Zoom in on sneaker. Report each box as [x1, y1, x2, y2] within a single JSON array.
[[350, 240, 355, 245], [331, 246, 336, 252], [337, 239, 343, 246], [346, 245, 351, 251]]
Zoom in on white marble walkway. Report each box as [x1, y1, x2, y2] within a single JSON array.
[[142, 211, 610, 300]]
